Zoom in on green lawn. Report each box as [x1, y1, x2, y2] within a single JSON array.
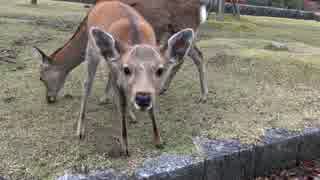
[[0, 0, 320, 179]]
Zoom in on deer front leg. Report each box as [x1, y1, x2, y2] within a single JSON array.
[[148, 106, 163, 149], [77, 54, 99, 139], [115, 89, 130, 156], [188, 45, 208, 103], [120, 102, 129, 156]]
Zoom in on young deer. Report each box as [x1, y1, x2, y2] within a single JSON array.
[[77, 1, 194, 155], [34, 0, 211, 104], [96, 0, 211, 102]]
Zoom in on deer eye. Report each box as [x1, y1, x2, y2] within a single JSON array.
[[123, 66, 131, 76], [156, 67, 164, 77]]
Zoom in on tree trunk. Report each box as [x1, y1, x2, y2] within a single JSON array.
[[279, 0, 285, 8], [31, 0, 37, 5], [298, 0, 304, 10]]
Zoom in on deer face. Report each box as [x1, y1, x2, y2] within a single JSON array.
[[34, 47, 67, 103], [90, 27, 194, 111], [113, 45, 164, 110]]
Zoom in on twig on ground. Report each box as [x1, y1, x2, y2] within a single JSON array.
[[0, 48, 17, 64], [0, 59, 16, 64]]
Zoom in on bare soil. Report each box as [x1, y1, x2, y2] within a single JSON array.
[[256, 159, 320, 179]]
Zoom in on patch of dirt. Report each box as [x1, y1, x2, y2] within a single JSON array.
[[32, 18, 79, 32], [256, 160, 320, 180], [1, 15, 80, 32], [13, 34, 53, 47], [2, 97, 16, 103]]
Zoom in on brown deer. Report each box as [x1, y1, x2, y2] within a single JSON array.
[[34, 17, 88, 103], [61, 1, 193, 155], [34, 0, 212, 104]]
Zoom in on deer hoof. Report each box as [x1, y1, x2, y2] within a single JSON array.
[[108, 138, 125, 158], [120, 147, 130, 157], [129, 119, 138, 124], [155, 143, 165, 149], [129, 112, 137, 124], [78, 132, 85, 140], [119, 142, 130, 157], [159, 88, 167, 95], [198, 95, 208, 103], [99, 96, 110, 105], [77, 128, 86, 140], [154, 138, 165, 149], [125, 149, 130, 157]]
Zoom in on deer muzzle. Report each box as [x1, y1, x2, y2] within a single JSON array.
[[134, 92, 152, 111]]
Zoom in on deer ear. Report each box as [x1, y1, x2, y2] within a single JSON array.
[[164, 28, 194, 63], [90, 27, 120, 62], [33, 46, 52, 64]]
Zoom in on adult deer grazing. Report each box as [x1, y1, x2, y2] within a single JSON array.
[[34, 0, 211, 104], [34, 18, 88, 103], [77, 1, 193, 155]]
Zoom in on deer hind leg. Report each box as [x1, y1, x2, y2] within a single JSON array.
[[100, 72, 137, 124], [160, 61, 183, 95], [77, 48, 99, 139], [99, 71, 113, 104], [128, 108, 137, 124], [188, 44, 208, 103]]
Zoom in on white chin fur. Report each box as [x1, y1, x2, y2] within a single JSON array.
[[200, 5, 208, 24], [134, 103, 141, 110], [134, 103, 153, 111], [146, 104, 153, 111]]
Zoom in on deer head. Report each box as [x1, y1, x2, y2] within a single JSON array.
[[90, 26, 194, 111], [33, 47, 67, 103]]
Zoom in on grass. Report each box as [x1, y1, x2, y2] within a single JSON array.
[[1, 0, 320, 179]]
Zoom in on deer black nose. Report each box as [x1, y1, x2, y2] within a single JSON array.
[[135, 92, 151, 108]]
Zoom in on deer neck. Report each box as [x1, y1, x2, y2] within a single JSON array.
[[49, 17, 88, 73]]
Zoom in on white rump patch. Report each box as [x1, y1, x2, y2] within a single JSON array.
[[200, 5, 208, 24]]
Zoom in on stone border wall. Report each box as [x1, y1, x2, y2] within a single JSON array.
[[48, 128, 320, 180]]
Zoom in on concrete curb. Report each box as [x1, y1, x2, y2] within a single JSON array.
[[224, 3, 318, 21], [54, 128, 320, 180]]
